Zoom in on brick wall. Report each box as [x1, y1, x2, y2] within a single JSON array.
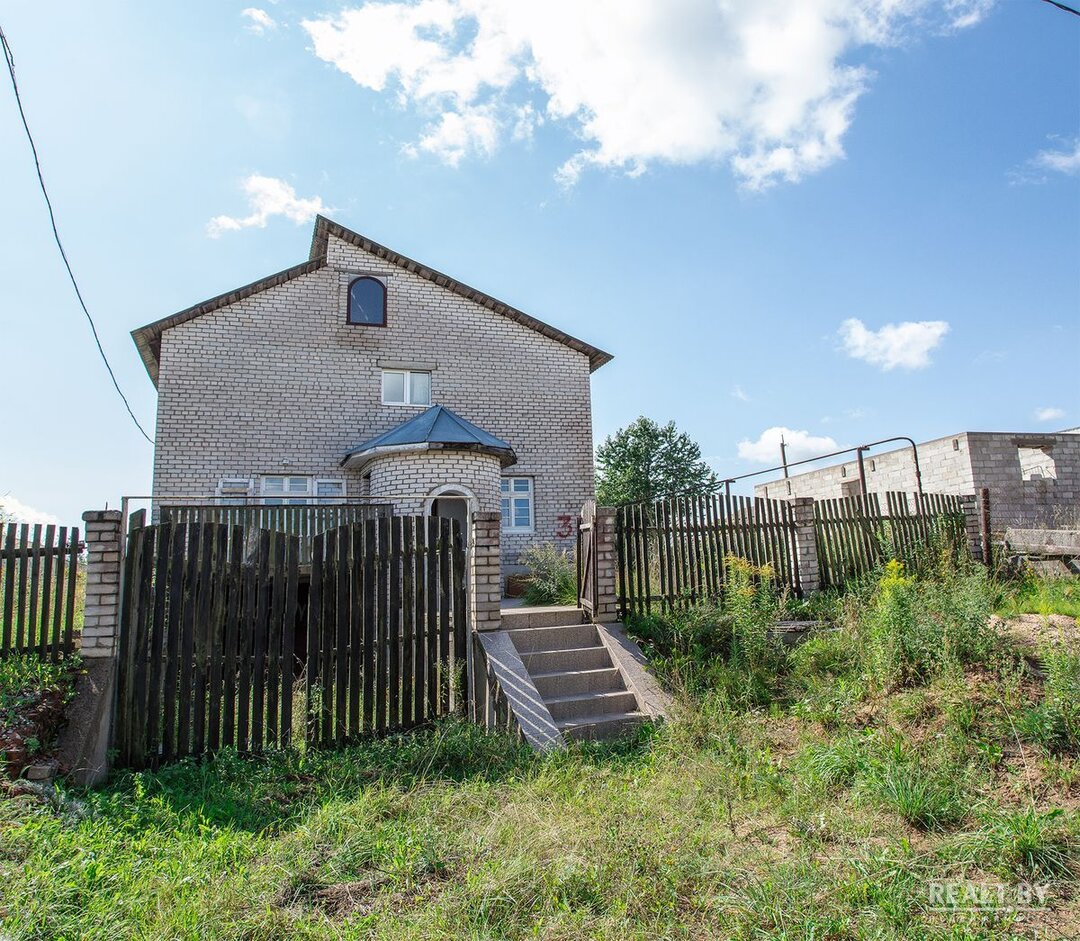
[[367, 450, 501, 516], [153, 233, 597, 572]]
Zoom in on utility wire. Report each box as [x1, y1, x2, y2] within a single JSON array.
[[1041, 0, 1080, 16], [0, 24, 154, 445]]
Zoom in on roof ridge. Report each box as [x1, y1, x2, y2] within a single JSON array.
[[132, 216, 612, 386]]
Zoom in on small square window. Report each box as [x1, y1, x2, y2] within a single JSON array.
[[382, 369, 432, 406]]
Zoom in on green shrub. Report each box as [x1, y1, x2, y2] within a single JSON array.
[[724, 556, 780, 670], [626, 558, 783, 698], [861, 560, 995, 689], [520, 543, 578, 607]]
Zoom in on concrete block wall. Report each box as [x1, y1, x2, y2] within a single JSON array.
[[80, 510, 122, 658], [152, 231, 598, 574], [965, 432, 1080, 530], [758, 434, 974, 502], [757, 431, 1080, 531]]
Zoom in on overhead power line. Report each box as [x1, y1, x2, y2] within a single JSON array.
[[1041, 0, 1080, 17], [0, 24, 154, 445]]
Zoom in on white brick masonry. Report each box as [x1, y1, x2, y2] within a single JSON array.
[[152, 233, 597, 574], [367, 450, 501, 516]]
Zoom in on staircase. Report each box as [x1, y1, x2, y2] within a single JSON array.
[[502, 607, 646, 741]]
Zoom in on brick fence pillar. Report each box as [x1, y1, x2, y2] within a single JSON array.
[[594, 506, 619, 622], [470, 511, 502, 631], [791, 497, 822, 595], [959, 493, 982, 563], [80, 510, 123, 658]]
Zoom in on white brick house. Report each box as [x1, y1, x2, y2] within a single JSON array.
[[132, 216, 611, 576]]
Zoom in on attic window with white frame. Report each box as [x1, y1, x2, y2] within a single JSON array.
[[382, 369, 431, 406], [500, 477, 534, 532]]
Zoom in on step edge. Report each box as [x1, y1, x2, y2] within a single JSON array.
[[530, 667, 621, 680], [557, 711, 646, 728], [542, 690, 639, 706]]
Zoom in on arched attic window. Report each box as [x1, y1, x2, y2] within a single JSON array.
[[347, 276, 387, 326]]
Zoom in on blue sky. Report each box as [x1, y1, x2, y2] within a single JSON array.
[[1, 0, 1077, 525]]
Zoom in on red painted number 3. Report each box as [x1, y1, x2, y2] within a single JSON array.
[[554, 514, 574, 539]]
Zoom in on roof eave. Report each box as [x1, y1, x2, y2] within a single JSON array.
[[342, 441, 518, 472], [130, 256, 327, 384]]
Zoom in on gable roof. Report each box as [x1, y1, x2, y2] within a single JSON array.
[[131, 215, 613, 384], [342, 405, 517, 470]]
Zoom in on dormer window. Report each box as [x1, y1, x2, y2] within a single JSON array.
[[347, 276, 387, 326]]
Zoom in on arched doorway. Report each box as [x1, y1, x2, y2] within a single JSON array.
[[427, 485, 475, 544]]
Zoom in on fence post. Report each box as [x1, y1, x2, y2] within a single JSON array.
[[959, 493, 983, 564], [469, 511, 502, 631], [979, 487, 993, 566], [81, 509, 123, 658], [594, 507, 619, 623], [53, 509, 124, 786], [791, 498, 821, 595]]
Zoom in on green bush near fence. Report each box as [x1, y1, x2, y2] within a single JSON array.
[[520, 543, 578, 607]]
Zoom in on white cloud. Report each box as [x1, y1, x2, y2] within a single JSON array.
[[738, 427, 839, 465], [1034, 140, 1080, 175], [838, 317, 949, 371], [0, 495, 61, 526], [731, 384, 750, 403], [1034, 406, 1066, 423], [1011, 137, 1080, 184], [242, 8, 277, 34], [301, 0, 989, 188], [207, 175, 329, 237]]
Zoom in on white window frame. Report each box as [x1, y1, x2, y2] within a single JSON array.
[[500, 477, 534, 533], [258, 475, 347, 505], [314, 478, 347, 501], [381, 368, 432, 407], [216, 477, 253, 506]]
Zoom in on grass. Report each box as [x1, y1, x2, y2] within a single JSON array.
[[0, 653, 76, 730], [995, 575, 1080, 620], [1, 566, 1078, 939]]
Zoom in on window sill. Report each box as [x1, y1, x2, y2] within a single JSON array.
[[502, 528, 535, 536], [381, 402, 432, 408]]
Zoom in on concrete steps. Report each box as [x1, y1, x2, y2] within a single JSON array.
[[505, 618, 647, 742], [558, 712, 647, 742]]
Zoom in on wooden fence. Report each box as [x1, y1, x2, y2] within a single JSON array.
[[115, 522, 302, 767], [616, 491, 969, 616], [159, 503, 392, 565], [114, 516, 467, 768], [0, 523, 81, 661], [306, 516, 467, 748], [814, 492, 965, 587], [617, 495, 800, 617]]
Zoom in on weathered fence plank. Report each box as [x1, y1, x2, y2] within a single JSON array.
[[616, 490, 969, 616]]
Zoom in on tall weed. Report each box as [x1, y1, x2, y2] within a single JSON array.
[[861, 560, 995, 689]]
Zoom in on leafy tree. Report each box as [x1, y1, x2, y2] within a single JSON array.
[[596, 417, 718, 506]]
